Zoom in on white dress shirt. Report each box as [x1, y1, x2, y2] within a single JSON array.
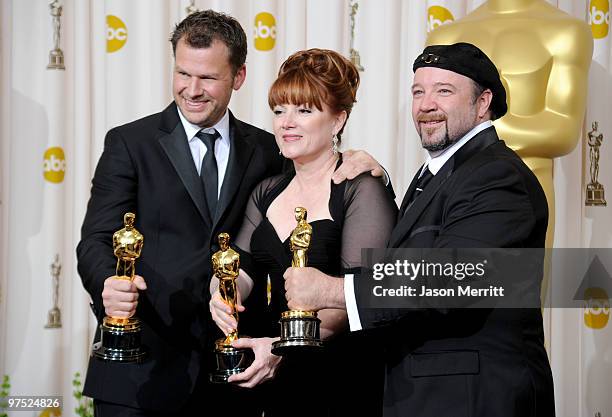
[[177, 108, 231, 197], [345, 120, 494, 331]]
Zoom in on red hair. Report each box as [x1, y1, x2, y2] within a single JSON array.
[[268, 48, 360, 139]]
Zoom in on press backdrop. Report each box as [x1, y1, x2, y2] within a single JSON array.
[[0, 1, 610, 416]]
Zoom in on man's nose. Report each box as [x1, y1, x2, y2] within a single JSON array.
[[186, 77, 202, 97], [419, 92, 437, 112]]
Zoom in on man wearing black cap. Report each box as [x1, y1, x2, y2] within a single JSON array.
[[283, 42, 554, 417]]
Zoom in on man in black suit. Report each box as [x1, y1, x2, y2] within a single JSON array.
[[284, 43, 555, 417], [77, 10, 384, 417]]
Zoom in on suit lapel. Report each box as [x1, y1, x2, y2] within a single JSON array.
[[389, 126, 500, 247], [158, 103, 212, 229], [389, 163, 453, 246], [214, 113, 255, 228], [398, 164, 425, 216]]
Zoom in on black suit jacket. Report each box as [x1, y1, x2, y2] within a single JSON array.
[[77, 103, 284, 411], [355, 126, 554, 417]]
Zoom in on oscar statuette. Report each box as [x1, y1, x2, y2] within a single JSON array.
[[272, 207, 323, 355], [44, 254, 62, 328], [210, 233, 254, 383], [586, 121, 607, 206], [92, 212, 147, 362], [349, 0, 364, 72], [47, 1, 65, 70]]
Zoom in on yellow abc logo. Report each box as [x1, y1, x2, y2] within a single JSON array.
[[590, 0, 610, 39], [107, 15, 128, 53], [583, 287, 610, 329], [43, 147, 66, 184], [427, 6, 454, 33], [254, 12, 276, 51], [38, 407, 61, 417]]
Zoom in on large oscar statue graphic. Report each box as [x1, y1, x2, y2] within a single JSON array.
[[426, 0, 593, 247], [272, 207, 322, 355], [210, 233, 254, 383], [92, 212, 147, 362]]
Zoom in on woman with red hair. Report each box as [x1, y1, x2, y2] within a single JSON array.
[[210, 48, 396, 416]]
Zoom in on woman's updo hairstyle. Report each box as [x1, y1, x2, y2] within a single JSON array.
[[268, 48, 360, 141]]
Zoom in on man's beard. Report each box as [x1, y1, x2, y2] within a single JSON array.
[[422, 131, 456, 152], [418, 118, 475, 153], [419, 120, 460, 152]]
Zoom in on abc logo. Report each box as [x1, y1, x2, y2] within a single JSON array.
[[254, 12, 276, 51], [590, 0, 610, 39], [107, 15, 128, 53], [43, 147, 66, 184], [427, 6, 454, 33], [583, 287, 610, 329]]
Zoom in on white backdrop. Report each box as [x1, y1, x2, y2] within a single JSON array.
[[0, 1, 610, 416]]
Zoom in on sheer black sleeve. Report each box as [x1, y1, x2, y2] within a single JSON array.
[[341, 173, 398, 272]]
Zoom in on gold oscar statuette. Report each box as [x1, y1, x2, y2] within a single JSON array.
[[586, 121, 607, 206], [92, 212, 147, 363], [272, 207, 323, 355], [210, 233, 254, 383]]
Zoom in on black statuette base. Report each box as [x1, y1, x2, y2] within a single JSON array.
[[92, 318, 147, 363], [210, 341, 254, 384]]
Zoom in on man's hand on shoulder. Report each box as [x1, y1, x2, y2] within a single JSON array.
[[102, 275, 147, 318], [332, 149, 385, 184]]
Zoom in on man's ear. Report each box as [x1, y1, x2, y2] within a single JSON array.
[[478, 89, 493, 119], [233, 64, 247, 91]]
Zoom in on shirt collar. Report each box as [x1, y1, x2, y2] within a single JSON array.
[[423, 120, 493, 175], [177, 107, 231, 146]]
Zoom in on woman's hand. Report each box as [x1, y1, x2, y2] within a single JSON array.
[[227, 337, 282, 388], [209, 290, 244, 335]]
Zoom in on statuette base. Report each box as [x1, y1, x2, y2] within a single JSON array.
[[209, 338, 254, 383], [271, 311, 322, 355], [92, 317, 147, 363], [47, 49, 65, 70], [45, 307, 62, 328], [586, 183, 607, 206]]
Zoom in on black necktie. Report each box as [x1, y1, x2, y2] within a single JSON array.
[[409, 168, 434, 206], [197, 129, 220, 218]]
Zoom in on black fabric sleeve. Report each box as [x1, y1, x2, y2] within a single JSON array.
[[341, 173, 398, 272]]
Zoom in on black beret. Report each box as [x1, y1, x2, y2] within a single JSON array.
[[413, 42, 507, 119]]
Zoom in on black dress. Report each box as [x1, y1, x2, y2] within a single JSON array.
[[235, 164, 397, 417]]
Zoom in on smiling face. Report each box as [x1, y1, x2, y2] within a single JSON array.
[[272, 102, 346, 163], [172, 37, 246, 128], [411, 67, 492, 152]]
